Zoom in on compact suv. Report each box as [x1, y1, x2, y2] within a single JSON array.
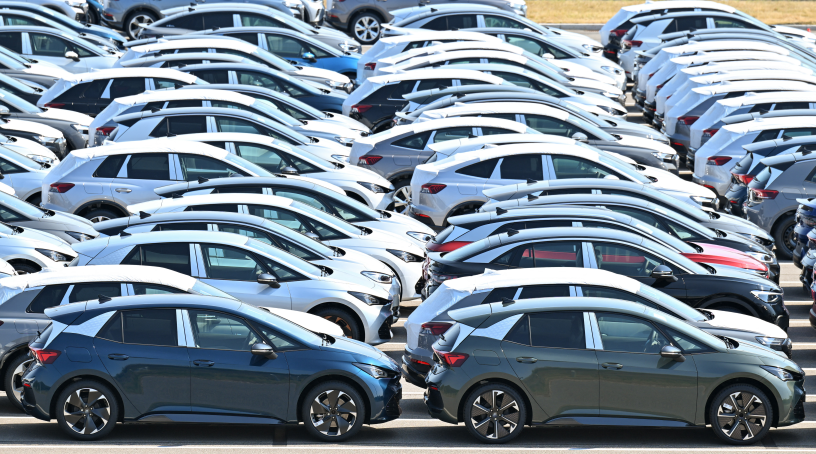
[[424, 297, 803, 444], [404, 267, 791, 386], [0, 144, 49, 204], [0, 26, 120, 74], [21, 294, 402, 440], [0, 115, 66, 157], [36, 68, 207, 116]]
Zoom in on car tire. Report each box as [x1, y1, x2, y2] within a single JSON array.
[[350, 12, 382, 45], [11, 262, 39, 275], [708, 384, 772, 445], [3, 353, 32, 412], [392, 179, 411, 215], [83, 208, 119, 224], [312, 307, 362, 341], [463, 383, 526, 444], [125, 10, 157, 39], [301, 380, 365, 441], [55, 379, 119, 440], [773, 215, 796, 260]]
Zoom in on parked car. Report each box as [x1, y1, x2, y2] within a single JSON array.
[[0, 71, 46, 104], [0, 115, 65, 157], [424, 296, 802, 444], [0, 257, 14, 276], [20, 294, 402, 440], [0, 216, 76, 273], [0, 26, 120, 74], [0, 90, 90, 154], [117, 51, 261, 70], [0, 2, 125, 48], [405, 267, 791, 386], [0, 190, 97, 244], [10, 0, 89, 21], [0, 42, 72, 88], [0, 133, 57, 167], [793, 198, 816, 269], [0, 143, 48, 203]]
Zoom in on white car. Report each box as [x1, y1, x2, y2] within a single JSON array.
[[89, 89, 366, 148], [71, 230, 398, 343], [127, 193, 426, 301], [0, 26, 120, 74], [0, 118, 65, 157], [0, 42, 73, 89], [0, 220, 75, 273], [164, 133, 396, 210], [0, 133, 59, 166], [0, 144, 48, 203], [0, 190, 98, 244]]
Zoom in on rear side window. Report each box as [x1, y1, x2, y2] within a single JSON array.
[[165, 14, 202, 29], [201, 12, 233, 29], [775, 102, 811, 110], [109, 78, 145, 99], [94, 155, 127, 178], [241, 13, 288, 28], [132, 283, 185, 295], [423, 14, 477, 30], [749, 103, 774, 113], [168, 116, 208, 136], [123, 243, 191, 275], [392, 131, 431, 150], [189, 70, 229, 84], [156, 222, 209, 231], [484, 287, 518, 303], [500, 154, 544, 180], [530, 311, 585, 348], [519, 284, 570, 299], [98, 309, 178, 346], [55, 79, 108, 101], [456, 158, 499, 178], [0, 32, 23, 53], [126, 153, 170, 180], [753, 130, 780, 142], [27, 285, 69, 313], [69, 283, 122, 303]]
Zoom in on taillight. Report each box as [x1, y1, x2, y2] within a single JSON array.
[[49, 183, 75, 193], [351, 104, 372, 114], [426, 240, 471, 252], [656, 84, 665, 90], [734, 173, 754, 185], [647, 72, 656, 79], [665, 95, 672, 100], [364, 62, 376, 70], [420, 184, 446, 194], [751, 188, 779, 200], [358, 155, 382, 165], [703, 128, 718, 138], [30, 347, 60, 364], [434, 349, 468, 367], [44, 103, 65, 108], [623, 39, 642, 48], [707, 156, 732, 166], [610, 29, 627, 37], [96, 126, 116, 136], [677, 116, 699, 125], [422, 322, 452, 336]]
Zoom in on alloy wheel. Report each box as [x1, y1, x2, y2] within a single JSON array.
[[128, 14, 154, 38], [354, 16, 380, 43], [9, 359, 32, 406], [783, 224, 797, 253], [88, 215, 111, 223], [470, 390, 521, 440], [321, 315, 352, 338], [309, 390, 357, 436], [392, 186, 411, 214], [63, 388, 111, 435], [717, 391, 767, 441]]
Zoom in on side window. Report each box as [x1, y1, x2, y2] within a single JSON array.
[[257, 255, 306, 281], [495, 73, 560, 96], [247, 204, 308, 232], [178, 153, 248, 181], [215, 117, 267, 135], [108, 78, 145, 99], [581, 285, 680, 318], [805, 164, 816, 184], [241, 13, 287, 28], [252, 323, 301, 351], [781, 128, 816, 140], [189, 310, 262, 350], [775, 102, 811, 110], [505, 35, 546, 56], [673, 16, 708, 31], [423, 16, 447, 31], [455, 157, 499, 178], [664, 219, 703, 241], [27, 285, 69, 313], [94, 155, 127, 178], [433, 127, 473, 143], [55, 79, 108, 101], [526, 241, 584, 268], [201, 12, 233, 29], [753, 129, 780, 142], [526, 115, 582, 136], [97, 311, 122, 342], [712, 17, 758, 29], [592, 242, 664, 277], [228, 32, 262, 46], [0, 32, 23, 53], [201, 244, 265, 281], [749, 103, 774, 113], [217, 223, 275, 246], [530, 311, 585, 348], [481, 127, 516, 136], [100, 309, 178, 346], [392, 131, 432, 150], [605, 206, 664, 229], [519, 284, 570, 299], [482, 113, 517, 122], [0, 204, 26, 222], [484, 287, 519, 304], [265, 35, 308, 59], [504, 314, 530, 345], [483, 15, 525, 28], [30, 32, 93, 57], [125, 153, 170, 180], [156, 222, 209, 231], [491, 219, 572, 235], [662, 325, 713, 353], [166, 100, 201, 109], [126, 243, 191, 275], [155, 78, 187, 90], [0, 158, 25, 174], [132, 283, 184, 295], [551, 156, 621, 179], [272, 189, 330, 212], [235, 143, 288, 173], [69, 283, 122, 303], [500, 154, 544, 180], [596, 312, 671, 354], [166, 116, 208, 136], [185, 203, 240, 213], [189, 70, 229, 84], [165, 14, 202, 29], [416, 79, 452, 91]]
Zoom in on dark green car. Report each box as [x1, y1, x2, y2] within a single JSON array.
[[424, 297, 805, 444]]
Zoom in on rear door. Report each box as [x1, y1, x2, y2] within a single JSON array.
[[111, 152, 177, 207], [486, 154, 547, 190]]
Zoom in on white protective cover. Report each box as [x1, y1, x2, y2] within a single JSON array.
[[262, 307, 345, 337], [0, 265, 197, 305], [0, 258, 15, 277]]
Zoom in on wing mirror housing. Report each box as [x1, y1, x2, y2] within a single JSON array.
[[257, 273, 281, 288], [660, 345, 684, 362], [603, 174, 620, 180], [250, 342, 278, 359], [0, 106, 8, 117], [302, 51, 317, 63], [305, 232, 321, 241], [571, 132, 589, 143], [650, 264, 678, 282], [281, 166, 299, 175], [543, 52, 555, 59], [65, 51, 80, 62]]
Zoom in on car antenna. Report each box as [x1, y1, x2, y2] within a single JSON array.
[[496, 207, 507, 215], [527, 179, 537, 185], [119, 230, 131, 237], [197, 176, 209, 184], [506, 228, 519, 237], [501, 297, 515, 306], [98, 294, 112, 304], [527, 194, 538, 201], [139, 211, 151, 219]]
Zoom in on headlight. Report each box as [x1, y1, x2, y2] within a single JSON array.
[[66, 231, 94, 242], [35, 248, 71, 262], [760, 365, 801, 381], [751, 290, 783, 303], [28, 155, 54, 165], [357, 181, 390, 194], [651, 151, 672, 161], [387, 249, 423, 263], [334, 136, 356, 146], [746, 252, 774, 264], [601, 65, 622, 75], [690, 195, 714, 205], [361, 271, 392, 284], [582, 44, 599, 52], [348, 291, 391, 305], [756, 336, 787, 347], [38, 136, 59, 144], [407, 231, 433, 242], [331, 154, 350, 163], [354, 363, 398, 379]]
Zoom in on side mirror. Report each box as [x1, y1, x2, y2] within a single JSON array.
[[660, 345, 684, 362], [571, 132, 589, 143], [257, 273, 281, 288], [650, 264, 678, 282], [250, 342, 278, 359], [302, 51, 317, 63], [543, 52, 555, 59], [305, 232, 321, 241], [281, 166, 299, 175], [603, 174, 620, 180], [65, 51, 80, 62], [0, 106, 8, 117]]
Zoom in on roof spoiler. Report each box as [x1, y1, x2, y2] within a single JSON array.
[[722, 108, 816, 125], [448, 303, 492, 327]]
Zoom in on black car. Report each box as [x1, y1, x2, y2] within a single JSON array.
[[0, 73, 45, 105], [426, 227, 788, 328]]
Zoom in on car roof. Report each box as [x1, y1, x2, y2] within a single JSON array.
[[664, 40, 788, 55], [378, 30, 500, 44], [393, 4, 518, 26], [430, 143, 599, 170], [120, 53, 251, 66], [671, 51, 794, 65], [114, 89, 256, 106], [744, 135, 816, 152], [762, 150, 816, 166], [478, 226, 670, 252], [483, 178, 650, 199], [692, 80, 816, 95], [145, 192, 296, 210], [368, 69, 504, 85], [69, 139, 231, 161], [152, 172, 345, 197], [55, 68, 200, 84], [690, 69, 815, 84], [440, 267, 642, 294], [131, 38, 258, 53], [428, 133, 576, 152], [724, 116, 816, 134], [717, 91, 816, 107], [450, 206, 637, 226], [114, 107, 275, 126], [488, 193, 700, 220], [421, 101, 569, 120]]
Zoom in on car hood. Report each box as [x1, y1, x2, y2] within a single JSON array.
[[640, 167, 715, 198], [294, 66, 350, 85], [685, 242, 766, 272], [13, 224, 70, 246], [4, 234, 75, 255], [321, 112, 369, 132], [319, 335, 397, 368], [615, 135, 675, 154], [39, 108, 93, 126], [2, 118, 62, 137], [299, 120, 364, 139], [262, 307, 345, 337], [356, 210, 435, 238], [704, 263, 778, 286], [342, 228, 424, 255], [701, 309, 787, 338]]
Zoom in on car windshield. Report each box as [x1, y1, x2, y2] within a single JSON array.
[[0, 91, 41, 114], [253, 48, 297, 72], [289, 200, 363, 235], [254, 114, 312, 144], [254, 99, 300, 127], [190, 280, 239, 300], [237, 303, 324, 345], [0, 51, 26, 70], [244, 236, 323, 276], [223, 150, 275, 177], [597, 154, 652, 183], [637, 284, 707, 321], [0, 73, 38, 94], [0, 192, 44, 218]]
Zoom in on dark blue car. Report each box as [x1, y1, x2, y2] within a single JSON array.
[[793, 199, 816, 269], [21, 294, 402, 441]]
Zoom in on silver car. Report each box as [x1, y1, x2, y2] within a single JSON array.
[[0, 26, 120, 74], [0, 190, 97, 244]]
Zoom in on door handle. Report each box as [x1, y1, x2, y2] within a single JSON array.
[[601, 362, 623, 370], [107, 354, 129, 361], [516, 357, 538, 363], [115, 188, 132, 193], [193, 360, 215, 367]]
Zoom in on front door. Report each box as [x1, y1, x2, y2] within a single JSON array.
[[589, 241, 688, 300], [197, 243, 292, 307], [185, 309, 290, 419], [593, 312, 698, 423], [94, 309, 191, 414], [502, 311, 599, 418]]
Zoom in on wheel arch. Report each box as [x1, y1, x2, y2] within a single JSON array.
[[697, 296, 759, 317], [771, 210, 797, 234], [25, 191, 41, 205], [456, 376, 535, 425], [444, 199, 486, 222], [74, 200, 129, 220], [704, 377, 780, 427], [48, 373, 127, 423], [307, 301, 367, 341], [348, 8, 386, 30], [0, 343, 32, 391], [294, 372, 372, 424], [123, 5, 161, 23], [6, 257, 45, 273]]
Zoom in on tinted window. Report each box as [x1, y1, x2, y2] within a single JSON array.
[[0, 205, 26, 223], [392, 131, 431, 150], [165, 14, 202, 29], [55, 78, 108, 101], [552, 156, 620, 179], [109, 78, 144, 99], [530, 311, 585, 348], [126, 153, 170, 180], [581, 285, 680, 318], [27, 285, 69, 313], [30, 32, 93, 57], [189, 310, 262, 350], [228, 32, 261, 46], [156, 222, 208, 231], [481, 127, 516, 136], [753, 129, 780, 142], [241, 13, 287, 28], [217, 224, 274, 246], [387, 80, 417, 100], [256, 255, 305, 281], [775, 102, 811, 110], [596, 312, 671, 354], [201, 244, 265, 281], [124, 243, 191, 275], [423, 14, 477, 30], [97, 311, 122, 342], [526, 115, 584, 136], [216, 117, 281, 139], [417, 79, 452, 91], [749, 103, 774, 113], [519, 284, 570, 299], [94, 155, 126, 178], [525, 241, 584, 268], [236, 71, 306, 97], [504, 314, 530, 345], [484, 286, 518, 303], [0, 158, 24, 175], [673, 16, 707, 31], [234, 143, 288, 173], [500, 154, 544, 180], [165, 100, 200, 109], [0, 32, 23, 53], [69, 283, 121, 303], [190, 70, 229, 84], [178, 153, 247, 180], [496, 73, 561, 96], [456, 158, 499, 178], [273, 189, 330, 211], [185, 203, 240, 213], [201, 12, 233, 29], [132, 283, 184, 295], [265, 35, 309, 59], [712, 17, 758, 29], [433, 127, 473, 143], [592, 243, 665, 277], [167, 116, 208, 136], [483, 15, 525, 28], [122, 309, 177, 346], [781, 128, 816, 140]]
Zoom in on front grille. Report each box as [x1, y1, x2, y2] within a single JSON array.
[[378, 319, 392, 340], [385, 389, 402, 418], [794, 392, 806, 420]]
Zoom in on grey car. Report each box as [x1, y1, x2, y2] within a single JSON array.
[[327, 0, 526, 45], [0, 191, 98, 243], [745, 151, 816, 258]]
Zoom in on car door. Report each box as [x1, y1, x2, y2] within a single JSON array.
[[592, 311, 698, 423], [501, 310, 599, 417], [488, 240, 587, 270], [111, 152, 176, 207], [196, 243, 292, 307], [94, 308, 192, 414], [588, 241, 687, 301], [184, 309, 290, 419], [486, 154, 547, 190], [26, 31, 93, 73], [549, 155, 625, 180], [121, 242, 193, 276]]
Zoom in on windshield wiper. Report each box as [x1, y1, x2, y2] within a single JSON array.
[[698, 309, 714, 321], [699, 263, 716, 275], [685, 241, 704, 253]]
